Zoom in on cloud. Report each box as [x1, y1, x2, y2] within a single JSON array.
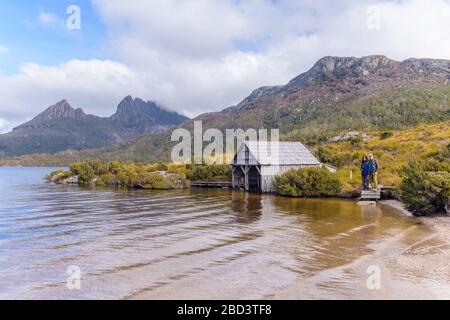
[[0, 46, 8, 54], [1, 0, 450, 133], [37, 11, 65, 28], [0, 60, 147, 126], [91, 0, 450, 115], [0, 118, 22, 134]]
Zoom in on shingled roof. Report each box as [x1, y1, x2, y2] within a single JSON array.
[[234, 141, 320, 166]]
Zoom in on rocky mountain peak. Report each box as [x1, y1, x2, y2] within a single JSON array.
[[110, 96, 188, 134], [13, 100, 87, 131], [316, 55, 395, 72], [111, 96, 159, 123], [399, 58, 450, 78], [39, 100, 86, 120], [288, 55, 400, 86]]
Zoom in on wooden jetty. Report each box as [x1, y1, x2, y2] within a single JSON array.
[[360, 190, 381, 200], [360, 185, 383, 201], [191, 182, 232, 189]]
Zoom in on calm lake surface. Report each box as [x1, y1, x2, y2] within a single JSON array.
[[1, 167, 449, 299]]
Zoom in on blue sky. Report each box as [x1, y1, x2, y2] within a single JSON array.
[[0, 0, 108, 74], [0, 0, 450, 133]]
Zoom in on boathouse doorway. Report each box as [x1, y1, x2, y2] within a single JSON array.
[[248, 166, 261, 192]]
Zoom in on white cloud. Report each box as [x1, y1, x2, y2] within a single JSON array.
[[37, 11, 64, 28], [0, 46, 8, 54], [0, 118, 22, 134], [1, 0, 450, 133], [0, 60, 146, 123], [92, 0, 450, 116]]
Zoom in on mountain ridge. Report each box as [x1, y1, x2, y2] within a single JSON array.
[[0, 96, 189, 158], [235, 55, 449, 110]]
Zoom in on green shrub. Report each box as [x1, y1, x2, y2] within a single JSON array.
[[156, 162, 168, 171], [315, 146, 335, 165], [166, 173, 188, 189], [97, 173, 116, 187], [86, 160, 102, 173], [71, 160, 110, 177], [167, 163, 187, 175], [400, 159, 450, 216], [69, 162, 83, 175], [432, 143, 450, 162], [68, 161, 221, 189], [109, 161, 123, 174], [273, 167, 342, 197], [380, 131, 394, 139], [186, 164, 231, 181], [46, 160, 198, 190], [142, 172, 173, 189], [349, 137, 363, 147], [45, 169, 71, 183], [78, 162, 95, 185]]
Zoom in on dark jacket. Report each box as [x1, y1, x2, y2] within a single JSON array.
[[361, 161, 371, 176]]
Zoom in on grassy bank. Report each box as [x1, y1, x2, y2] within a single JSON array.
[[313, 121, 450, 195]]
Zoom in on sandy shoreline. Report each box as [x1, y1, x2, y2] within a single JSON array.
[[377, 200, 450, 299], [379, 199, 413, 217], [132, 199, 450, 300]]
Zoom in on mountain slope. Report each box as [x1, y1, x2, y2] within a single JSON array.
[[1, 55, 449, 165], [194, 55, 450, 135], [0, 97, 188, 159]]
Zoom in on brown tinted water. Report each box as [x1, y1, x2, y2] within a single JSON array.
[[0, 167, 449, 299]]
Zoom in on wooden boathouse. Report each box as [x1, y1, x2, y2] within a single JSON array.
[[231, 141, 322, 193]]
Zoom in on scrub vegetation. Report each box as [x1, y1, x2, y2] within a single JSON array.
[[45, 161, 232, 190]]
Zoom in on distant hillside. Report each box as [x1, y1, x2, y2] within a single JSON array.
[[315, 121, 450, 194], [0, 97, 188, 158], [1, 55, 449, 166]]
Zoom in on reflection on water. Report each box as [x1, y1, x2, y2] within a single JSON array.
[[0, 167, 448, 299]]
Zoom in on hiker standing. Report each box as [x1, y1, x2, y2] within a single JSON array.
[[368, 153, 380, 191], [360, 155, 371, 191]]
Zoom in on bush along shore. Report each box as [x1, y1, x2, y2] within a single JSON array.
[[45, 161, 231, 190], [273, 167, 342, 197], [400, 158, 450, 216]]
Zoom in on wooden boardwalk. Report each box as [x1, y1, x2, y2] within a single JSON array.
[[191, 182, 232, 189], [360, 187, 381, 200]]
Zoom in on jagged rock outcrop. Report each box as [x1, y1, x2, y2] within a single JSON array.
[[286, 55, 449, 88], [110, 96, 188, 138], [14, 100, 91, 131]]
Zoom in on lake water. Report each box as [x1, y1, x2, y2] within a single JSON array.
[[1, 167, 449, 299]]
